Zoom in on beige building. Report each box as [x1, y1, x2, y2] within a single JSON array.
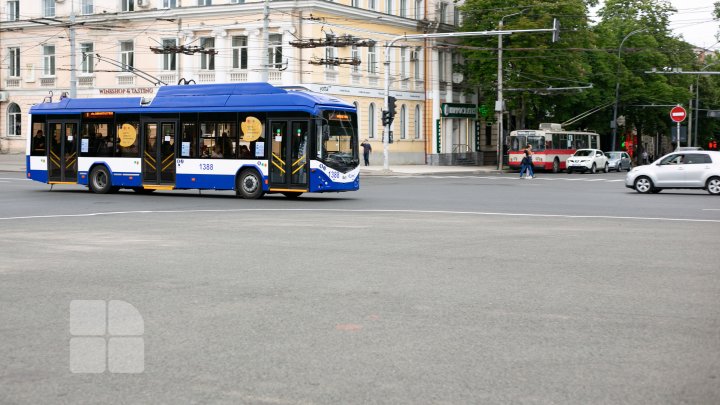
[[1, 0, 495, 165]]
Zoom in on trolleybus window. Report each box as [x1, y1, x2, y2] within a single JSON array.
[[318, 110, 358, 172]]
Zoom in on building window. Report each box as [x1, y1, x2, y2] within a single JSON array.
[[268, 34, 283, 69], [122, 0, 134, 12], [43, 45, 55, 76], [163, 0, 178, 8], [438, 51, 446, 83], [413, 46, 421, 80], [368, 0, 375, 10], [386, 0, 392, 14], [325, 34, 336, 71], [400, 47, 407, 79], [43, 0, 55, 17], [162, 39, 176, 71], [9, 48, 20, 77], [454, 6, 460, 26], [80, 43, 94, 74], [414, 105, 421, 139], [351, 45, 360, 73], [200, 37, 215, 70], [231, 0, 244, 3], [367, 46, 376, 74], [81, 0, 93, 15], [415, 0, 422, 19], [120, 41, 134, 72], [351, 0, 360, 7], [8, 0, 19, 21], [232, 36, 248, 69], [198, 0, 212, 5], [400, 105, 407, 139], [368, 103, 376, 139], [8, 103, 21, 137], [400, 0, 407, 17], [439, 3, 447, 24], [354, 101, 361, 135]]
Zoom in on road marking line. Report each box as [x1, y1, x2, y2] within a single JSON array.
[[1, 208, 718, 223], [702, 209, 720, 211]]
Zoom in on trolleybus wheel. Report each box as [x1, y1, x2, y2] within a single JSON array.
[[552, 158, 560, 173], [237, 169, 264, 199], [89, 166, 112, 194]]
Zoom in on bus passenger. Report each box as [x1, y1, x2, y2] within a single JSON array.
[[32, 130, 46, 153]]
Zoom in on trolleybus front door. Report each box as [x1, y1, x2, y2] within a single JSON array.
[[48, 121, 79, 183], [142, 121, 176, 186], [269, 120, 309, 192]]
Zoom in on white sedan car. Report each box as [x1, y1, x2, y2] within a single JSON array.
[[625, 150, 720, 195], [566, 149, 609, 173]]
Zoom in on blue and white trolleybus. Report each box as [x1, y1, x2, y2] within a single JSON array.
[[26, 82, 359, 199]]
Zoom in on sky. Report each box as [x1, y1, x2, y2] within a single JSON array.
[[592, 0, 719, 50]]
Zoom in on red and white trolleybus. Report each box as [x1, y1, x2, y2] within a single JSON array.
[[508, 123, 601, 173]]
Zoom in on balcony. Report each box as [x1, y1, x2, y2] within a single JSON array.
[[229, 71, 248, 82], [117, 75, 135, 86], [6, 78, 20, 88], [78, 76, 94, 87], [324, 70, 338, 84], [268, 70, 281, 84], [159, 73, 177, 85], [40, 77, 55, 87], [197, 71, 215, 83]]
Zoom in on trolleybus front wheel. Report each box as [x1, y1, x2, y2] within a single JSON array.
[[237, 169, 264, 199]]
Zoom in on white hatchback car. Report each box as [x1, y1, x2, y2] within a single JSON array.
[[625, 151, 720, 195], [566, 149, 609, 173]]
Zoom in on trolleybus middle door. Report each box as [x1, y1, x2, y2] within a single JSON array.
[[269, 120, 309, 192], [48, 121, 79, 183], [142, 121, 176, 187]]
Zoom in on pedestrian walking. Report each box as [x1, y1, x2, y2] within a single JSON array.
[[519, 144, 535, 179], [360, 139, 372, 166], [642, 150, 648, 165]]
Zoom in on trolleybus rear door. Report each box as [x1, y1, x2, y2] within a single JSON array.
[[47, 121, 79, 183], [142, 121, 176, 186], [269, 120, 309, 192]]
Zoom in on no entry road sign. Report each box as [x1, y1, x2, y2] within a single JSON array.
[[670, 105, 687, 123]]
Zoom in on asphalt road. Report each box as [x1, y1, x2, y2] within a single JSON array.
[[1, 171, 719, 404]]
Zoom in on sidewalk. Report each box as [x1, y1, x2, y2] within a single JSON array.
[[0, 153, 504, 175], [0, 153, 24, 173]]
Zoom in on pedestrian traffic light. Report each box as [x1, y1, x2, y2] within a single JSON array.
[[387, 96, 397, 126], [382, 110, 390, 126]]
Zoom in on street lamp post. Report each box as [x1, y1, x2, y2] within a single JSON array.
[[694, 62, 720, 146], [611, 29, 645, 152], [496, 9, 528, 171]]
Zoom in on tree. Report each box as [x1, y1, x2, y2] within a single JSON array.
[[458, 0, 599, 130]]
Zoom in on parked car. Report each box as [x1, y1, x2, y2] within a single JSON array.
[[625, 151, 720, 195], [566, 149, 609, 173], [605, 151, 632, 172]]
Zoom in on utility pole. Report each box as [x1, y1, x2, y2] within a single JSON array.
[[69, 0, 77, 97], [496, 9, 528, 171], [612, 29, 645, 152], [261, 0, 270, 82]]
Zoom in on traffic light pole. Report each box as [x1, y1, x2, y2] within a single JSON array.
[[382, 22, 559, 172]]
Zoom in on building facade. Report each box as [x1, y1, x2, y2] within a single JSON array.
[[1, 0, 495, 165]]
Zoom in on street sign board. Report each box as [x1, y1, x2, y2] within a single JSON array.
[[670, 105, 686, 122]]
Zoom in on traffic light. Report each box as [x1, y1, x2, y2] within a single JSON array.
[[387, 96, 397, 126], [382, 110, 390, 126], [709, 140, 718, 150], [620, 134, 625, 149]]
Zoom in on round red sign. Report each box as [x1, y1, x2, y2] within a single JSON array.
[[670, 106, 687, 123]]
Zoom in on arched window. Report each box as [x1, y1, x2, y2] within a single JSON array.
[[7, 103, 21, 137], [414, 105, 422, 139], [400, 105, 407, 139], [368, 103, 376, 139]]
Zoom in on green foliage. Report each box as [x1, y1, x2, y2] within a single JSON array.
[[457, 0, 713, 147]]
